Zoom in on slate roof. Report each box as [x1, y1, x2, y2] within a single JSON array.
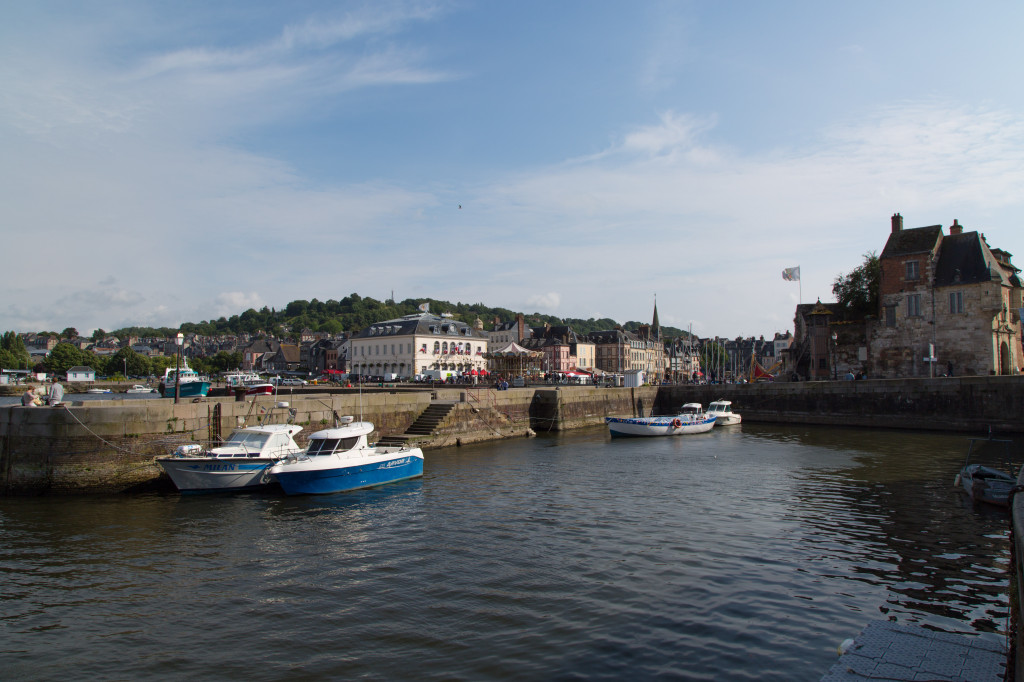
[[880, 225, 942, 258], [353, 313, 488, 340]]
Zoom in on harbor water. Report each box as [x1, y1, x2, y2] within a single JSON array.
[[0, 424, 1015, 680]]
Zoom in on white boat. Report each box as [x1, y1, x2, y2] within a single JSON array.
[[126, 384, 156, 394], [87, 388, 112, 394], [156, 422, 304, 492], [605, 403, 716, 437], [269, 417, 424, 495], [707, 400, 742, 426], [223, 370, 262, 388]]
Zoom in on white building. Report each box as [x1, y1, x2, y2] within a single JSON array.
[[66, 366, 96, 382], [349, 313, 489, 379]]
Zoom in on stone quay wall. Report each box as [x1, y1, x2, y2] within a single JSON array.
[[2, 376, 1022, 495]]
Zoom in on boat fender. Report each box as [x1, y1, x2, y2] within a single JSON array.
[[671, 418, 682, 428], [174, 444, 203, 458]]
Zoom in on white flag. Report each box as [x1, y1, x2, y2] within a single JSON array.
[[418, 302, 430, 312], [782, 267, 801, 282]]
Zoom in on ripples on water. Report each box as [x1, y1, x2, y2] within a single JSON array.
[[0, 425, 1015, 681]]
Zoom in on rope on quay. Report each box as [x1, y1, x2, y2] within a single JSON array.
[[58, 404, 192, 459]]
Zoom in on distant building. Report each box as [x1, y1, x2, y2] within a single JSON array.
[[349, 313, 489, 379], [66, 366, 96, 382]]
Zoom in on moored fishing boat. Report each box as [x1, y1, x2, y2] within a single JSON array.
[[269, 417, 424, 495], [156, 421, 304, 493], [605, 403, 716, 437], [160, 359, 211, 398], [243, 381, 275, 396]]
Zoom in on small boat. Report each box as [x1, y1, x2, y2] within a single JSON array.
[[956, 464, 1016, 507], [269, 417, 424, 495], [160, 359, 211, 398], [707, 400, 742, 426], [87, 388, 112, 394], [156, 421, 304, 493], [956, 435, 1018, 507], [126, 384, 156, 394], [605, 402, 716, 437]]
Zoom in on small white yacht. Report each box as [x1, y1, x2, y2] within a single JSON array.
[[707, 400, 742, 426]]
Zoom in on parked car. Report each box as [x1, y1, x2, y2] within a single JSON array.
[[281, 378, 307, 386]]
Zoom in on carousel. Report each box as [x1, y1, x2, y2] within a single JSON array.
[[485, 341, 544, 380]]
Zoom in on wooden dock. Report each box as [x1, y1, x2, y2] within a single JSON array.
[[821, 621, 1006, 681]]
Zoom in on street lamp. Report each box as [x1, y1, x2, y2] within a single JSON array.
[[174, 332, 184, 404]]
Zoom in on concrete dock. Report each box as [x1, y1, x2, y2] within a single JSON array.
[[821, 621, 1006, 681]]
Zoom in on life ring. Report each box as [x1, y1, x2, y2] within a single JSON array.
[[671, 418, 682, 428]]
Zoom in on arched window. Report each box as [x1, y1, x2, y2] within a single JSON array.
[[433, 341, 440, 354], [443, 342, 449, 354]]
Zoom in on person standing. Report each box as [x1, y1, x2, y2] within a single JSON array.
[[48, 376, 64, 406]]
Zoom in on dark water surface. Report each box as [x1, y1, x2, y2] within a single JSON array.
[[0, 424, 1016, 681]]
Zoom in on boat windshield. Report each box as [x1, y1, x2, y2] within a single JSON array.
[[306, 436, 360, 456], [223, 431, 270, 450]]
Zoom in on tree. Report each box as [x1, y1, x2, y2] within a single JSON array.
[[0, 332, 30, 370], [833, 251, 880, 319], [62, 327, 79, 340], [111, 347, 151, 378], [46, 342, 87, 376]]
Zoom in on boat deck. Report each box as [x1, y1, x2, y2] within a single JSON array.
[[820, 621, 1005, 681]]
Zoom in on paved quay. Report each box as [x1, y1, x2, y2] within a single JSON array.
[[821, 621, 1006, 681]]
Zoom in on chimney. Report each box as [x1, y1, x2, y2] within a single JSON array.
[[891, 212, 903, 233], [950, 219, 962, 235]]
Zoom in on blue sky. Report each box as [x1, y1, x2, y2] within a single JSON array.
[[3, 1, 1024, 339]]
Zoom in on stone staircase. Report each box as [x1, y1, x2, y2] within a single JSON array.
[[377, 401, 458, 446]]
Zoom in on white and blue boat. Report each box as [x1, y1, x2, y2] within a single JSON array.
[[270, 417, 424, 495], [606, 403, 716, 437], [156, 422, 304, 492]]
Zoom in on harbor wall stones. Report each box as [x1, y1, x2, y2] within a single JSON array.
[[0, 392, 433, 495], [3, 376, 1023, 494], [655, 375, 1024, 434]]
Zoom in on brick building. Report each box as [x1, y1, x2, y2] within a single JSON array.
[[869, 213, 1023, 377]]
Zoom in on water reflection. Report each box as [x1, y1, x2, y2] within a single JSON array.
[[0, 424, 1016, 681]]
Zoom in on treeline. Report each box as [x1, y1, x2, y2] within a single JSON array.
[[161, 294, 683, 341], [1, 293, 688, 373]]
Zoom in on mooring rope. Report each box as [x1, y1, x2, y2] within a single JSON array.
[[59, 404, 182, 459]]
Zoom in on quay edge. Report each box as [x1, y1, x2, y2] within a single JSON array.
[[2, 376, 1023, 495]]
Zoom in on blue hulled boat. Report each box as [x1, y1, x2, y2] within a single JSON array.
[[270, 417, 423, 495]]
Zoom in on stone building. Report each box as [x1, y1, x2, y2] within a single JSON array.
[[870, 214, 1023, 377], [349, 313, 489, 379]]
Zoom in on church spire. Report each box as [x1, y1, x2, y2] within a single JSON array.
[[652, 294, 660, 341]]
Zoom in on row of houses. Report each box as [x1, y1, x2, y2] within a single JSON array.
[[20, 213, 1019, 383]]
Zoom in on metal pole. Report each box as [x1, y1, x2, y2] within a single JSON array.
[[174, 332, 183, 404]]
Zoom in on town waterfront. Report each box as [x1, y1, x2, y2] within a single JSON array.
[[0, 424, 1015, 681]]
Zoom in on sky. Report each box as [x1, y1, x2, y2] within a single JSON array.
[[3, 1, 1024, 340]]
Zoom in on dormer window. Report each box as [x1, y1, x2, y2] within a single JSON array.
[[906, 261, 920, 280]]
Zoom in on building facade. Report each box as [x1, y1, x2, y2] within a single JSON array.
[[349, 313, 489, 379], [870, 214, 1023, 377]]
